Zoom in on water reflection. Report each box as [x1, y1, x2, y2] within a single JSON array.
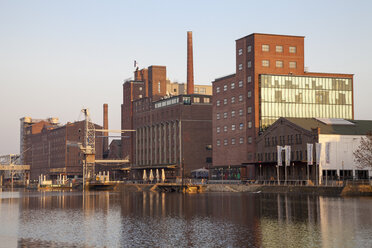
[[0, 190, 371, 248]]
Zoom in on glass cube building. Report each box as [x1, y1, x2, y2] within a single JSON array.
[[259, 74, 353, 129]]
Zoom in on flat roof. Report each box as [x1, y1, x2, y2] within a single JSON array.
[[236, 33, 305, 41], [213, 73, 236, 82], [261, 73, 353, 79], [284, 118, 372, 135]]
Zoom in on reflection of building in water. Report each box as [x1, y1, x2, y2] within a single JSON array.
[[319, 197, 372, 247], [259, 194, 321, 247]]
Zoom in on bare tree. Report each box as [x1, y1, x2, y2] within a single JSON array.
[[354, 133, 372, 169]]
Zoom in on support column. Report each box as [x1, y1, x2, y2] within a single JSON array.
[[163, 123, 166, 164], [154, 124, 157, 165], [142, 127, 145, 165], [179, 120, 182, 165], [169, 122, 172, 164], [173, 121, 177, 164], [146, 126, 149, 165], [136, 128, 139, 165], [159, 124, 162, 164], [150, 125, 153, 165]]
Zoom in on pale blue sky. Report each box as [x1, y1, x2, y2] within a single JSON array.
[[1, 0, 372, 154]]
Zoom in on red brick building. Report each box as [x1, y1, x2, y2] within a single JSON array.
[[212, 33, 354, 179], [23, 119, 103, 180], [121, 66, 213, 178], [133, 94, 212, 178]]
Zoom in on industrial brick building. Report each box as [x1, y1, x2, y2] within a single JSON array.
[[21, 117, 103, 180], [20, 117, 60, 165], [212, 33, 354, 179], [121, 32, 213, 178], [132, 94, 212, 178]]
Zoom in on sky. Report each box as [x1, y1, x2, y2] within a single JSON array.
[[1, 0, 372, 155]]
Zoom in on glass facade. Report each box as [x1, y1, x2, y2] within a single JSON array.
[[260, 74, 352, 129]]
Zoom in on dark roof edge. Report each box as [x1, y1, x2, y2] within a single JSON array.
[[236, 33, 305, 41], [213, 73, 236, 82]]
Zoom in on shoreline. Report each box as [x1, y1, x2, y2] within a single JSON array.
[[117, 183, 372, 196]]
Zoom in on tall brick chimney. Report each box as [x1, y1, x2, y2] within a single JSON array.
[[103, 103, 109, 154], [187, 31, 194, 94]]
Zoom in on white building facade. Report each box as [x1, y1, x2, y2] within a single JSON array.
[[319, 134, 372, 183]]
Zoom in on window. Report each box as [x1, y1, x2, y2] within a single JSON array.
[[224, 139, 228, 146], [239, 95, 243, 102], [247, 45, 252, 52], [239, 123, 244, 130], [231, 110, 235, 117], [139, 94, 143, 98], [239, 137, 244, 144], [247, 76, 252, 83], [248, 136, 252, 144], [232, 124, 236, 131], [223, 112, 227, 119], [158, 82, 161, 93], [289, 61, 297, 68], [276, 45, 283, 53], [217, 140, 221, 146], [224, 126, 227, 132], [216, 100, 220, 106], [200, 88, 206, 94], [239, 109, 243, 116], [139, 87, 143, 91], [247, 91, 252, 98], [276, 61, 283, 68], [217, 127, 220, 133], [216, 87, 220, 93], [194, 87, 199, 93], [194, 97, 200, 103], [224, 98, 227, 105], [262, 60, 269, 67], [247, 61, 252, 68], [231, 97, 235, 103], [289, 46, 296, 53], [204, 97, 210, 103], [238, 48, 243, 55], [262, 44, 269, 52], [247, 106, 252, 113], [248, 121, 252, 128], [239, 81, 243, 87], [224, 85, 227, 91], [231, 138, 236, 145], [231, 82, 235, 89], [217, 113, 220, 120], [239, 64, 243, 70]]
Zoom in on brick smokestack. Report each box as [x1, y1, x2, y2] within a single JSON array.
[[187, 31, 194, 94], [103, 103, 108, 154]]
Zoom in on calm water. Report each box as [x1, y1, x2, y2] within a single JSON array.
[[0, 189, 372, 248]]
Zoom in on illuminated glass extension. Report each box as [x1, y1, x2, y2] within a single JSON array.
[[259, 74, 353, 129]]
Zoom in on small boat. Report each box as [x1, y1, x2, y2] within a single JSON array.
[[87, 181, 117, 190]]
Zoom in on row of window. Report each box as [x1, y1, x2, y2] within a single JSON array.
[[264, 134, 302, 147], [257, 150, 304, 163], [216, 91, 252, 106], [216, 80, 246, 93], [216, 79, 251, 94], [194, 87, 207, 94], [216, 122, 252, 133], [216, 137, 252, 146], [216, 107, 252, 119], [238, 45, 297, 55], [239, 61, 297, 70]]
